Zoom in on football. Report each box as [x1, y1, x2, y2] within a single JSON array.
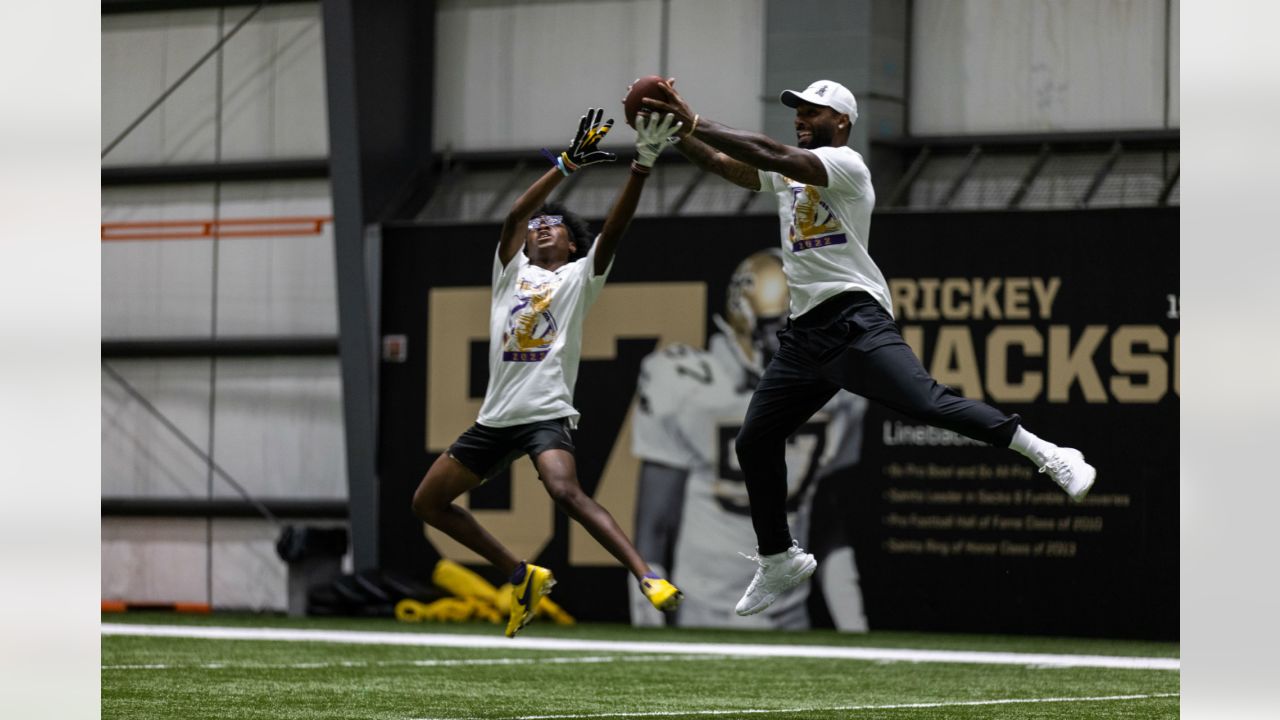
[[624, 75, 666, 127]]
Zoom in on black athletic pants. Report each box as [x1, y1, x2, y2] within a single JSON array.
[[735, 291, 1021, 555]]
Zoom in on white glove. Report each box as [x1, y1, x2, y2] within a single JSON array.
[[634, 112, 683, 168]]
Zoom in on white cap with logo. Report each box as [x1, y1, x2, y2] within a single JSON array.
[[779, 80, 858, 126]]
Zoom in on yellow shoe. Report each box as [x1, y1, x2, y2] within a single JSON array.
[[640, 576, 683, 612], [505, 563, 555, 638], [496, 583, 575, 626]]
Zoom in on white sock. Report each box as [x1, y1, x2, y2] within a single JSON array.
[[1009, 426, 1057, 467]]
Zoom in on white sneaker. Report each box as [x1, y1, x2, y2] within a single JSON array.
[[1039, 447, 1096, 502], [734, 541, 817, 617]]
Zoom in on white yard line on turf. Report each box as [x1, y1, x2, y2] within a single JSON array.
[[408, 693, 1181, 720], [101, 623, 1179, 671], [102, 654, 741, 671]]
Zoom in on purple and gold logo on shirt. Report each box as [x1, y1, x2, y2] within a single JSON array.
[[787, 184, 845, 253], [500, 275, 562, 362]]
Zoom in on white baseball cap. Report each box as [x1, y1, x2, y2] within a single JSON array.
[[779, 80, 858, 125]]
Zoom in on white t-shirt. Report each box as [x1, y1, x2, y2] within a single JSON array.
[[476, 239, 611, 428], [757, 145, 894, 318]]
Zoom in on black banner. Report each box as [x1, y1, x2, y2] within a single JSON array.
[[848, 209, 1178, 640], [377, 207, 1177, 639]]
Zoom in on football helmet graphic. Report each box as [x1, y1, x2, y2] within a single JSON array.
[[725, 248, 789, 371]]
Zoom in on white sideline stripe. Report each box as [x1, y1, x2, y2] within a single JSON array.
[[101, 624, 1180, 671], [102, 654, 740, 671], [410, 693, 1181, 720]]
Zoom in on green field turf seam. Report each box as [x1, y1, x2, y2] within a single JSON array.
[[408, 692, 1180, 720], [103, 623, 1181, 671]]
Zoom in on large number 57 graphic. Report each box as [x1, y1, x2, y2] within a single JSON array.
[[424, 283, 706, 565]]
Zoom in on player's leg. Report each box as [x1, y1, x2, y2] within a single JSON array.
[[731, 349, 837, 617], [534, 448, 649, 575], [411, 453, 521, 575], [824, 338, 1095, 500], [825, 340, 1018, 445], [423, 424, 562, 637], [630, 461, 687, 625], [735, 352, 840, 556], [532, 444, 682, 612]]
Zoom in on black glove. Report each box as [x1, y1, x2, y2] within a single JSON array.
[[553, 107, 616, 175]]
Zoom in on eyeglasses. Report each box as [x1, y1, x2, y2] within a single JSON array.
[[528, 215, 564, 230]]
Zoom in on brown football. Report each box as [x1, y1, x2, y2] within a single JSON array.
[[624, 75, 665, 127]]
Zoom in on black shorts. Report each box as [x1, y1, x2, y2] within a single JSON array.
[[447, 418, 576, 481]]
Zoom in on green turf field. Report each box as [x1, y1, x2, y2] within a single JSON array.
[[102, 613, 1178, 720]]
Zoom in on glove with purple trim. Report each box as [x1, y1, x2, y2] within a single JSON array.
[[549, 107, 616, 175]]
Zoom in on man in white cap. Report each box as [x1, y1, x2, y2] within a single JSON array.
[[640, 79, 1096, 617]]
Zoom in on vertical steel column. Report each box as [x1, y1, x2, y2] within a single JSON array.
[[206, 6, 227, 605], [322, 0, 436, 572], [321, 0, 379, 571]]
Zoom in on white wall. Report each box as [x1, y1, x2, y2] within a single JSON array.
[[101, 177, 344, 500], [102, 359, 215, 498], [102, 3, 328, 165], [101, 4, 342, 610], [102, 517, 347, 610], [666, 0, 767, 127], [102, 358, 346, 499], [101, 180, 337, 338], [433, 0, 766, 150], [210, 358, 346, 499], [911, 0, 1171, 133]]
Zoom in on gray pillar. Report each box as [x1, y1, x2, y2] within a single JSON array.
[[322, 0, 379, 571], [321, 0, 435, 571]]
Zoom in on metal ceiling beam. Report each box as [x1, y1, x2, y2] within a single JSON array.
[[668, 168, 709, 216], [885, 146, 931, 208], [1007, 144, 1053, 209], [102, 337, 338, 358], [103, 0, 313, 13], [1157, 166, 1180, 206], [481, 160, 531, 220], [102, 158, 328, 186], [1079, 141, 1124, 208], [938, 145, 982, 209], [874, 129, 1178, 154]]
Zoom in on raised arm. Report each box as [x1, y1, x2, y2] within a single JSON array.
[[498, 169, 565, 266], [643, 79, 828, 187], [498, 108, 617, 266], [593, 112, 683, 275], [671, 132, 761, 191]]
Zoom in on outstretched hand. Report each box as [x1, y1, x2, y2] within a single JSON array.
[[555, 107, 617, 175], [633, 112, 683, 167], [640, 78, 696, 134]]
